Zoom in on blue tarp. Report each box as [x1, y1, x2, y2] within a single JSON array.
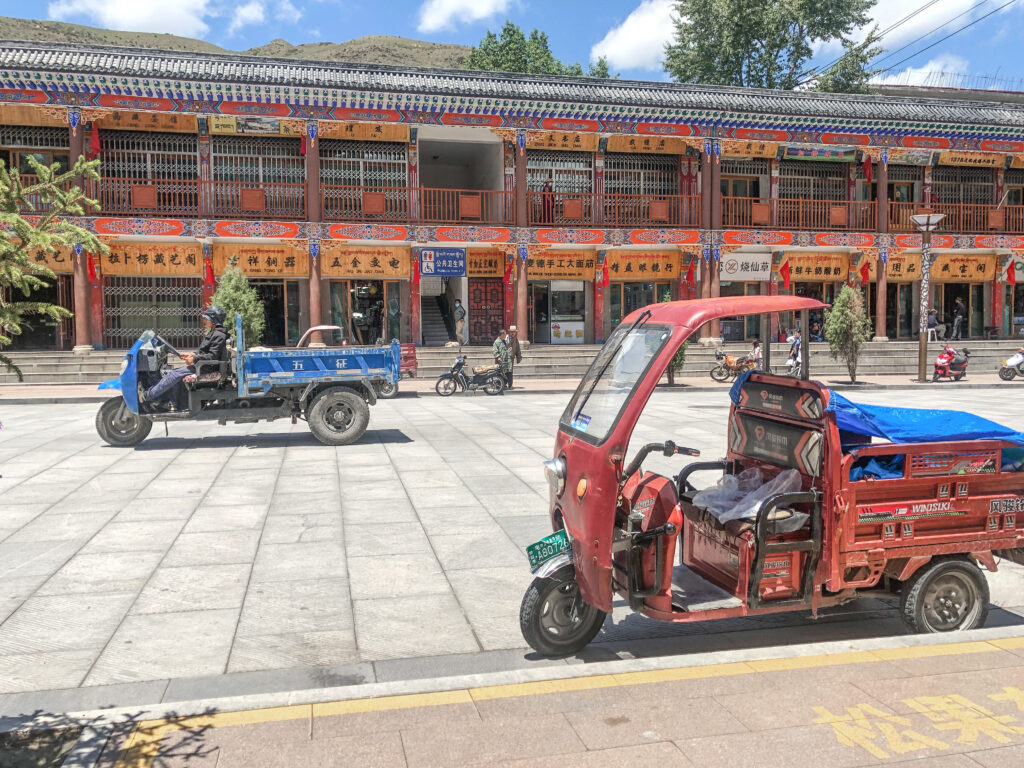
[[826, 391, 1024, 446]]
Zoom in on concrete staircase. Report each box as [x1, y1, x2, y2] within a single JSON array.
[[3, 340, 1022, 385], [420, 297, 452, 347]]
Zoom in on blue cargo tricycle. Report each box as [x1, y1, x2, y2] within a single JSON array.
[[96, 316, 399, 447]]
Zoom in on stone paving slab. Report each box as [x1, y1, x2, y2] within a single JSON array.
[[0, 390, 1023, 718]]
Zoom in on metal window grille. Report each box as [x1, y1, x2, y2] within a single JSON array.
[[211, 135, 304, 184], [526, 150, 593, 193], [721, 158, 769, 176], [1005, 169, 1024, 186], [889, 164, 923, 182], [320, 140, 407, 187], [778, 159, 844, 199], [102, 276, 204, 349], [0, 126, 69, 150], [603, 153, 679, 196], [100, 130, 199, 181], [932, 166, 995, 205]]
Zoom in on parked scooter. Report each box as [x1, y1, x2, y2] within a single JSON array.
[[999, 347, 1024, 381], [435, 356, 506, 396], [709, 350, 757, 382], [934, 346, 971, 382]]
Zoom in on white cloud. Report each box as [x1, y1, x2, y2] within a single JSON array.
[[417, 0, 511, 34], [590, 0, 676, 72], [872, 53, 970, 86], [228, 0, 266, 34], [275, 0, 303, 22], [47, 0, 214, 38]]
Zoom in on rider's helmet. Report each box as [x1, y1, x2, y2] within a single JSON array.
[[202, 305, 227, 326]]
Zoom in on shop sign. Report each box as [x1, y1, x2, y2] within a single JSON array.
[[551, 321, 585, 343], [606, 135, 688, 155], [528, 251, 596, 280], [467, 248, 505, 278], [25, 245, 74, 274], [526, 132, 600, 152], [930, 253, 996, 281], [937, 151, 1004, 168], [606, 250, 679, 279], [321, 244, 410, 278], [103, 242, 202, 276], [0, 104, 67, 128], [782, 252, 849, 281], [212, 243, 307, 277], [864, 252, 922, 282], [784, 146, 856, 162], [317, 122, 410, 142], [97, 111, 198, 133], [419, 247, 466, 277], [721, 141, 778, 159], [720, 252, 772, 281], [209, 116, 302, 136]]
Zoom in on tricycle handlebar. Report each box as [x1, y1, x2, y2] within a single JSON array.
[[622, 440, 701, 482]]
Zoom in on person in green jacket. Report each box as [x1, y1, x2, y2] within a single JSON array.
[[492, 329, 511, 393]]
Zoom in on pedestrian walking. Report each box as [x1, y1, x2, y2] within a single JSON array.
[[492, 328, 511, 393], [453, 298, 467, 345], [507, 325, 523, 389], [951, 298, 966, 341], [750, 339, 763, 370]]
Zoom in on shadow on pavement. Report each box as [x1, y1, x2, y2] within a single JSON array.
[[120, 429, 413, 451]]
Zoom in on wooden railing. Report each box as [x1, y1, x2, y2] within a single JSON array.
[[209, 180, 306, 220], [322, 186, 514, 225], [95, 178, 201, 217], [889, 202, 1024, 233], [94, 178, 306, 219], [527, 191, 700, 227], [723, 197, 876, 230]]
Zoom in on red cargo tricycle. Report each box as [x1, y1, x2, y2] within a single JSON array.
[[520, 296, 1024, 657]]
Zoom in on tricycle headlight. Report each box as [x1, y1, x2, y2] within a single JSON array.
[[544, 456, 566, 497], [120, 357, 129, 375]]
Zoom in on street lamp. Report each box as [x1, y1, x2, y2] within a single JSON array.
[[909, 210, 946, 383]]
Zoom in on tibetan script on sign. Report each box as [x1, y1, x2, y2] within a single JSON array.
[[605, 250, 680, 280], [212, 244, 307, 277], [527, 252, 596, 280], [467, 249, 505, 278], [103, 243, 202, 276], [320, 245, 410, 279], [930, 254, 995, 281]]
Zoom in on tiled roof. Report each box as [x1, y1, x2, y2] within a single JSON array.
[[3, 41, 1024, 129]]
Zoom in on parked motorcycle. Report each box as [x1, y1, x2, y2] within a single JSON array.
[[999, 348, 1024, 381], [934, 346, 971, 382], [435, 356, 506, 396], [709, 350, 757, 382]]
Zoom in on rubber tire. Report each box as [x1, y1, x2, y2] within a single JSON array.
[[999, 367, 1017, 381], [520, 564, 607, 658], [435, 376, 458, 397], [95, 397, 153, 447], [710, 365, 731, 383], [484, 375, 506, 395], [900, 558, 989, 634], [377, 380, 399, 399], [307, 389, 370, 446], [933, 372, 941, 382], [954, 372, 965, 381]]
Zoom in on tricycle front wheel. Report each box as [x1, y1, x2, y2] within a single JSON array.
[[900, 558, 989, 633], [95, 397, 153, 447], [520, 564, 607, 658], [307, 389, 370, 446]]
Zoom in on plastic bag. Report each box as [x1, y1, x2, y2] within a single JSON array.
[[766, 509, 810, 534], [717, 468, 803, 524], [692, 468, 762, 519]]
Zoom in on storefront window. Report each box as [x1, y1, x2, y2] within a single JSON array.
[[610, 281, 671, 329], [1014, 285, 1024, 337], [550, 280, 586, 344], [329, 280, 398, 345]]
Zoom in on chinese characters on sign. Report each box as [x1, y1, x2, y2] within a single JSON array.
[[467, 249, 506, 278], [721, 141, 779, 159], [930, 254, 996, 281], [605, 135, 689, 155], [938, 151, 1004, 167], [720, 252, 773, 282], [527, 251, 597, 280], [27, 246, 74, 274], [782, 253, 850, 281], [321, 245, 410, 278], [420, 248, 466, 277], [98, 112, 198, 133], [605, 250, 680, 280], [317, 122, 410, 143], [102, 242, 202, 276], [525, 132, 600, 152], [212, 244, 307, 277], [864, 252, 922, 282]]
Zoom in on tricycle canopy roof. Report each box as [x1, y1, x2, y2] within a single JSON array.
[[621, 296, 827, 332]]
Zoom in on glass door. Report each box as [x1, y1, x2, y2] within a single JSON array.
[[530, 282, 550, 343], [970, 283, 984, 338]]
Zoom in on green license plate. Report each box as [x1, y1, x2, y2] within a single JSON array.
[[526, 529, 570, 571]]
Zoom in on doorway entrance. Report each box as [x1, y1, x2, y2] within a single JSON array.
[[886, 283, 915, 339], [938, 283, 984, 339], [609, 281, 671, 330], [1, 274, 74, 350], [530, 282, 550, 343], [252, 280, 301, 347], [468, 278, 504, 344]]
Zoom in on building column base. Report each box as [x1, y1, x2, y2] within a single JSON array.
[[698, 336, 723, 347], [872, 336, 890, 343], [72, 345, 95, 355]]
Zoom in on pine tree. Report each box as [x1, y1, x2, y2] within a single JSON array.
[[824, 284, 872, 383], [1, 155, 107, 379], [211, 254, 266, 347]]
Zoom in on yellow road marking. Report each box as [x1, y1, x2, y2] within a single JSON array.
[[113, 634, 1024, 767]]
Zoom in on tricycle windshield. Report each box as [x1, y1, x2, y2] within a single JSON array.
[[559, 321, 671, 444]]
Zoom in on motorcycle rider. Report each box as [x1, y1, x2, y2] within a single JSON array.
[[141, 306, 229, 411], [492, 328, 511, 394]]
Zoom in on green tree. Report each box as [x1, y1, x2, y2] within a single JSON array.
[[662, 289, 688, 385], [463, 20, 616, 77], [664, 0, 877, 92], [824, 283, 872, 383], [211, 254, 265, 347], [1, 156, 107, 380], [812, 28, 884, 94]]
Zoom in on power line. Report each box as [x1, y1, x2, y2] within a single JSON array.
[[875, 0, 1019, 76], [872, 0, 992, 67]]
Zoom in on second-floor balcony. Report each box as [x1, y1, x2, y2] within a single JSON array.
[[528, 191, 700, 227], [723, 197, 876, 231], [321, 186, 514, 225], [94, 178, 306, 220], [889, 202, 1024, 234]]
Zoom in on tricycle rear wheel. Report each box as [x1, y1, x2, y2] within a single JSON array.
[[377, 380, 399, 399], [95, 397, 153, 447], [900, 558, 989, 634], [520, 564, 607, 658], [307, 389, 369, 446]]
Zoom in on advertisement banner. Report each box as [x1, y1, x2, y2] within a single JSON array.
[[102, 242, 202, 276], [720, 251, 772, 282], [419, 247, 466, 277], [212, 243, 307, 277], [321, 244, 410, 279], [209, 116, 302, 136]]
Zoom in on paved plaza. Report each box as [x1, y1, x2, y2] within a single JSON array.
[[1, 388, 1024, 716]]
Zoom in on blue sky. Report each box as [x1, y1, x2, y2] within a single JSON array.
[[8, 0, 1024, 89]]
